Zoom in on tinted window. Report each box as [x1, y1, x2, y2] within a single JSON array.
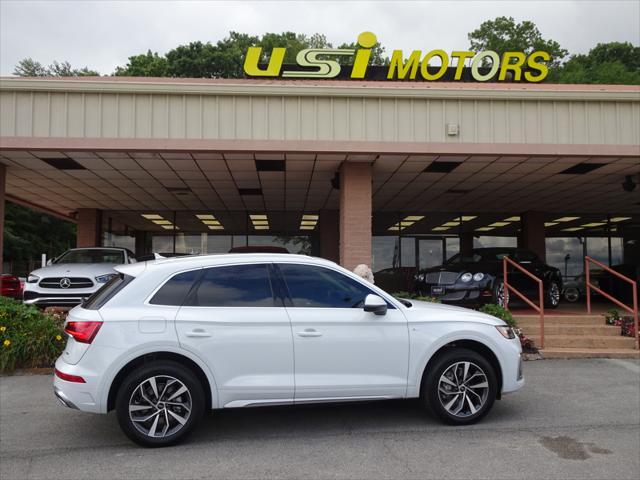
[[84, 274, 133, 310], [278, 264, 375, 308], [150, 270, 200, 306], [187, 264, 275, 307]]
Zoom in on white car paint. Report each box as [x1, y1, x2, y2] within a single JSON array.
[[53, 253, 524, 417]]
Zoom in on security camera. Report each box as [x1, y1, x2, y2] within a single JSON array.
[[622, 175, 636, 192]]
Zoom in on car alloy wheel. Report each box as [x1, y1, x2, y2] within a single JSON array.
[[437, 361, 489, 418], [564, 287, 580, 303], [129, 375, 192, 439], [494, 281, 509, 308], [546, 281, 561, 308]]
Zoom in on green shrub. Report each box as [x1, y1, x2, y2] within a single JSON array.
[[478, 303, 516, 327], [0, 297, 66, 372]]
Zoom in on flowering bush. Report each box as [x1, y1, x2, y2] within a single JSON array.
[[478, 303, 538, 353], [604, 309, 637, 338], [0, 297, 66, 372]]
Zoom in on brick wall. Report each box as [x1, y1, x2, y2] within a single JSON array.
[[76, 208, 101, 248], [339, 163, 372, 271]]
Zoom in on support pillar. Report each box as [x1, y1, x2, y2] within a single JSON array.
[[76, 208, 102, 247], [460, 232, 474, 256], [319, 209, 339, 263], [339, 163, 372, 270], [0, 164, 5, 266], [520, 211, 546, 260]]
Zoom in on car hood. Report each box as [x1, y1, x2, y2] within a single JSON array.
[[420, 261, 499, 274], [29, 263, 120, 278], [404, 299, 505, 326]]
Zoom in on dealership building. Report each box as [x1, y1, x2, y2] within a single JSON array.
[[0, 76, 638, 280]]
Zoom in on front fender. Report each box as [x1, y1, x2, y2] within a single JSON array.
[[406, 323, 507, 398]]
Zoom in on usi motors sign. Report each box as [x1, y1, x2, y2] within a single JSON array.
[[244, 32, 550, 82]]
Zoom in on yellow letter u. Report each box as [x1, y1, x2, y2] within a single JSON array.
[[244, 47, 286, 77]]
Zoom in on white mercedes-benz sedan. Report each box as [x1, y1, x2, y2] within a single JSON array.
[[53, 254, 524, 447]]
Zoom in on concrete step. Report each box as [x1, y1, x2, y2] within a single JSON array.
[[519, 324, 621, 336], [514, 315, 604, 326], [540, 348, 640, 359], [528, 335, 636, 349]]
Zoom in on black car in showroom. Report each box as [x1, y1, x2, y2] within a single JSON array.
[[413, 247, 563, 308]]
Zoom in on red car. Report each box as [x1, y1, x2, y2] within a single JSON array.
[[0, 274, 23, 300]]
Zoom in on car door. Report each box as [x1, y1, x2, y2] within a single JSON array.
[[275, 262, 409, 401], [514, 250, 545, 297], [174, 263, 294, 408]]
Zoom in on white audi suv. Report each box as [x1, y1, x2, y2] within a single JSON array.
[[53, 254, 524, 447]]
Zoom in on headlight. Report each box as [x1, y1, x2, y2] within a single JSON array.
[[496, 326, 516, 339], [473, 272, 485, 282], [27, 275, 39, 283], [95, 273, 117, 283], [460, 272, 473, 283]]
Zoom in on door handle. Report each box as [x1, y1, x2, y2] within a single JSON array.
[[185, 329, 212, 338], [296, 329, 322, 338]]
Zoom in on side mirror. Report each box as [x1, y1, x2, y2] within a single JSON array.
[[363, 294, 388, 316], [46, 258, 53, 266]]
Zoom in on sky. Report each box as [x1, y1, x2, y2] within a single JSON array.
[[1, 0, 639, 75]]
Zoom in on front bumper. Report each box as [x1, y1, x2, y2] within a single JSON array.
[[415, 282, 493, 305], [23, 289, 96, 307]]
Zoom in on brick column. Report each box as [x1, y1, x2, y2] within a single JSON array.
[[520, 211, 546, 261], [339, 163, 372, 270], [0, 164, 5, 265], [319, 209, 339, 263], [76, 208, 102, 247]]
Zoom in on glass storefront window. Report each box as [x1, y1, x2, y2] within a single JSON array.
[[473, 236, 518, 249], [372, 236, 399, 272], [546, 237, 584, 278]]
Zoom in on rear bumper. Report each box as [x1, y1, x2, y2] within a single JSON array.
[[53, 357, 103, 413]]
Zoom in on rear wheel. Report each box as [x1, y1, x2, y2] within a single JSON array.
[[115, 361, 205, 447], [422, 348, 497, 425], [545, 281, 561, 309]]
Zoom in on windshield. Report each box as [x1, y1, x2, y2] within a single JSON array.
[[445, 250, 512, 264], [54, 249, 125, 265]]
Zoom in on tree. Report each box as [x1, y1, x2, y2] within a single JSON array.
[[468, 16, 568, 68], [554, 42, 640, 84], [13, 58, 99, 77], [3, 202, 76, 276], [115, 50, 168, 77], [336, 41, 388, 66]]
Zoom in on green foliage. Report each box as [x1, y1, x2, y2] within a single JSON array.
[[478, 303, 516, 327], [393, 291, 441, 303], [3, 202, 76, 276], [553, 42, 640, 84], [468, 16, 568, 68], [113, 30, 389, 78], [13, 58, 99, 77], [0, 297, 66, 372]]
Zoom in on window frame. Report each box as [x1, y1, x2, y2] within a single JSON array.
[[274, 262, 397, 310]]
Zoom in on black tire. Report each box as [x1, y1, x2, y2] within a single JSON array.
[[563, 286, 580, 303], [545, 281, 561, 309], [115, 361, 205, 447], [492, 279, 508, 307], [421, 348, 497, 425]]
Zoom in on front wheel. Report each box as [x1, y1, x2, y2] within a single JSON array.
[[545, 281, 561, 309], [492, 279, 508, 307], [422, 348, 498, 425], [115, 361, 205, 447]]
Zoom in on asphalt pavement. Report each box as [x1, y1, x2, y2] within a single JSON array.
[[1, 358, 639, 480]]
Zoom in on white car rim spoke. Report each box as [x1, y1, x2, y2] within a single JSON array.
[[438, 362, 489, 418], [129, 375, 192, 438]]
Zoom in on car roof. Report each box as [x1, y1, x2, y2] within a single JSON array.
[[66, 247, 127, 251], [115, 253, 336, 277]]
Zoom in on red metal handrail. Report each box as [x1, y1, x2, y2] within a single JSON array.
[[503, 256, 545, 349], [585, 256, 639, 350]]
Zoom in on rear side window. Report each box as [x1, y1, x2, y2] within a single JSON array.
[[150, 270, 200, 306], [83, 274, 133, 310], [185, 264, 275, 307]]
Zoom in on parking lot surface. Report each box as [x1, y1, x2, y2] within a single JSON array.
[[1, 358, 639, 480]]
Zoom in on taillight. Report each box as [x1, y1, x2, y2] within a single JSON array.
[[64, 321, 102, 344], [54, 368, 86, 383]]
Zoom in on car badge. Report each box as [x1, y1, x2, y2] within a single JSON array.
[[59, 277, 72, 289]]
